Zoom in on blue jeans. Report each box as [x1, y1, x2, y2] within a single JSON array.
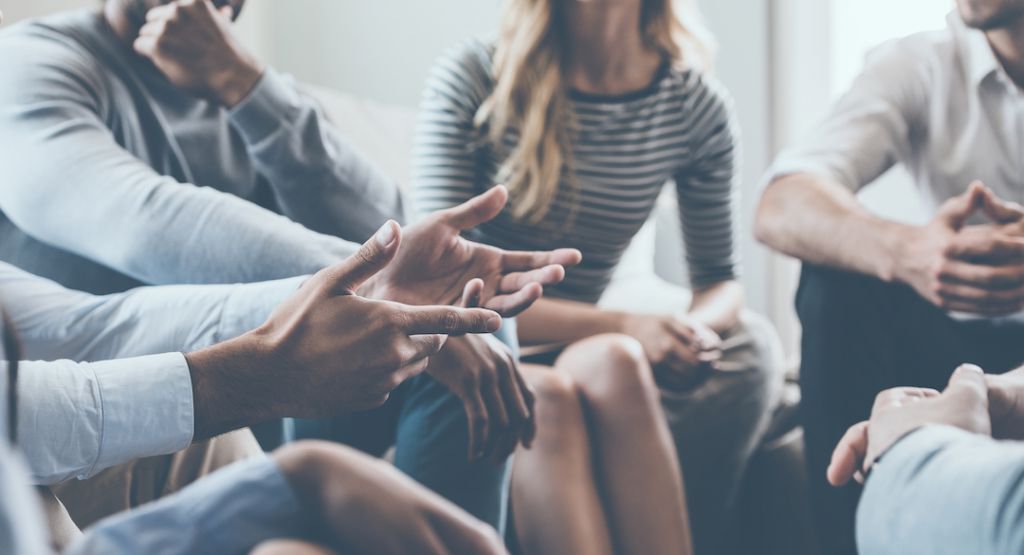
[[292, 321, 518, 533]]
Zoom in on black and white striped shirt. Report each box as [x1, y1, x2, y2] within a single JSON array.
[[413, 39, 740, 304]]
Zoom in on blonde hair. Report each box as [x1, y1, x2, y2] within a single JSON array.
[[475, 0, 715, 224]]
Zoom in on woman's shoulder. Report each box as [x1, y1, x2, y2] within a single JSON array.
[[428, 38, 497, 92]]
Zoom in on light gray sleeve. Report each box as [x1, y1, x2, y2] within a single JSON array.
[[0, 35, 355, 286], [857, 425, 1024, 555], [763, 38, 929, 193], [229, 69, 407, 237], [65, 456, 306, 555], [0, 262, 303, 362]]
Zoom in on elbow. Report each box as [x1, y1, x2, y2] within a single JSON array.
[[753, 183, 785, 249]]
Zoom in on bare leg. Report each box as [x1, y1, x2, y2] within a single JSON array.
[[511, 365, 614, 555], [250, 540, 337, 555], [557, 334, 693, 555]]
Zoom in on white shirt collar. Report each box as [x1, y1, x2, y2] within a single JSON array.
[[950, 11, 1005, 89]]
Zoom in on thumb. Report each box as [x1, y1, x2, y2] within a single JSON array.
[[441, 185, 508, 230], [945, 363, 989, 405], [324, 220, 401, 293], [937, 181, 985, 229]]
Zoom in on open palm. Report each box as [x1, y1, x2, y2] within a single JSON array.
[[366, 186, 582, 316]]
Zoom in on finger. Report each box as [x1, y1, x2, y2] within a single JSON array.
[[481, 282, 543, 317], [440, 185, 508, 230], [133, 35, 158, 57], [501, 248, 583, 272], [938, 259, 1024, 289], [464, 391, 489, 462], [827, 421, 870, 487], [497, 265, 567, 292], [938, 298, 1024, 317], [498, 357, 532, 451], [216, 4, 234, 21], [145, 3, 176, 21], [946, 363, 988, 402], [980, 186, 1024, 224], [322, 221, 401, 293], [460, 278, 485, 309], [481, 375, 512, 462], [936, 281, 1024, 307], [512, 365, 537, 448], [946, 231, 1024, 262], [937, 181, 985, 228], [402, 306, 502, 335], [407, 334, 448, 362], [666, 320, 698, 346]]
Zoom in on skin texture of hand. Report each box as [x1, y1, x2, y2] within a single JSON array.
[[274, 441, 508, 555], [185, 221, 503, 439], [362, 185, 582, 317], [426, 332, 535, 463], [894, 182, 1024, 316], [133, 0, 264, 107], [826, 364, 992, 487], [621, 313, 722, 389]]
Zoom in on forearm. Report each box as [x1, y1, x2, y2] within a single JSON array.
[[755, 174, 913, 281], [687, 280, 743, 333], [516, 298, 626, 346], [858, 426, 1024, 554]]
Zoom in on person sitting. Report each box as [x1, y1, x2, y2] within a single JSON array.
[[755, 1, 1024, 551], [412, 0, 784, 552], [0, 0, 579, 533], [827, 363, 1024, 554]]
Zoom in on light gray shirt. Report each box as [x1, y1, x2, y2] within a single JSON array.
[[858, 425, 1024, 554], [767, 13, 1024, 213], [0, 9, 403, 295], [0, 262, 301, 485]]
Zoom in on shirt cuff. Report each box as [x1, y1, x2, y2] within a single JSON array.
[[216, 276, 307, 342], [228, 69, 302, 145], [759, 155, 859, 195], [90, 353, 194, 478]]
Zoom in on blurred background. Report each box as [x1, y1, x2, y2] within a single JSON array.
[[0, 0, 952, 358]]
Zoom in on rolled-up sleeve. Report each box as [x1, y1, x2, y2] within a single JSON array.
[[763, 39, 928, 193], [17, 353, 193, 485], [65, 456, 305, 555]]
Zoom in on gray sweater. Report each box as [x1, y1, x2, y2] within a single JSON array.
[[0, 10, 404, 294], [858, 425, 1024, 554]]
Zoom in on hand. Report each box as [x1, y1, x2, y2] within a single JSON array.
[[133, 0, 264, 107], [826, 364, 991, 487], [621, 313, 721, 389], [895, 182, 1024, 316], [985, 365, 1024, 439], [363, 186, 582, 317], [275, 441, 507, 555], [186, 221, 502, 437]]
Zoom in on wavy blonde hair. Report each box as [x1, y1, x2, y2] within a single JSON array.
[[474, 0, 715, 224]]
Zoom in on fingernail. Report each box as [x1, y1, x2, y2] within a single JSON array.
[[959, 364, 983, 374], [375, 221, 396, 247], [487, 315, 502, 330]]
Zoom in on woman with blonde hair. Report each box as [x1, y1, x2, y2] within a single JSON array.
[[414, 0, 783, 553]]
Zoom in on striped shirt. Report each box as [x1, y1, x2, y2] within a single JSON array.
[[413, 39, 739, 304]]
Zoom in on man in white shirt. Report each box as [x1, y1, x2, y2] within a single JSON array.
[[1, 225, 509, 553], [756, 1, 1024, 552]]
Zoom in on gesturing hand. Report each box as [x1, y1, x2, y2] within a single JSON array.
[[133, 0, 264, 107], [985, 365, 1024, 440], [621, 313, 722, 390], [826, 364, 992, 487], [363, 186, 582, 317], [186, 221, 502, 437], [897, 182, 1024, 316]]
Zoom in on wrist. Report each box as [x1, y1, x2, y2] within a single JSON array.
[[211, 59, 265, 108], [880, 222, 924, 284], [185, 332, 276, 439]]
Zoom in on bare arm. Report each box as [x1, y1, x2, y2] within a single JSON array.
[[755, 174, 913, 282]]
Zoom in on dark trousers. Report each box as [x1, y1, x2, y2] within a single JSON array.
[[796, 264, 1024, 555]]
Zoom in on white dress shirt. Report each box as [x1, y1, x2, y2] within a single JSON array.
[[0, 263, 303, 484], [767, 12, 1024, 213]]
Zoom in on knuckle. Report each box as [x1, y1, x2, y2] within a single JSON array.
[[441, 310, 461, 333]]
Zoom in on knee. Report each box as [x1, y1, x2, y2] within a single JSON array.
[[558, 334, 658, 404], [530, 370, 581, 416]]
